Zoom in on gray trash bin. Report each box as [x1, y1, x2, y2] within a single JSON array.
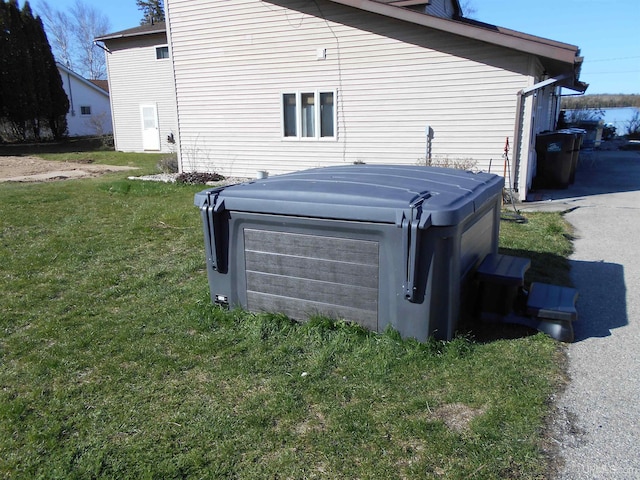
[[564, 128, 586, 184], [195, 165, 504, 341]]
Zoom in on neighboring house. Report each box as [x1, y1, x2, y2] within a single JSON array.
[[95, 22, 178, 153], [57, 63, 113, 137], [163, 0, 586, 200]]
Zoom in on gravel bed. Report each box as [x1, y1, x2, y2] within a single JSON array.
[[128, 173, 251, 186], [128, 173, 179, 183]]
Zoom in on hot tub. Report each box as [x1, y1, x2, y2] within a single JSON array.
[[195, 165, 504, 341]]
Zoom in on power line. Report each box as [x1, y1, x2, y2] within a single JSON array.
[[587, 55, 640, 63], [586, 70, 640, 75]]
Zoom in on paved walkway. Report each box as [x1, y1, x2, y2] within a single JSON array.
[[521, 147, 640, 479]]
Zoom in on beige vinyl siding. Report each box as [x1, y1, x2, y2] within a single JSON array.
[[167, 0, 533, 178], [104, 33, 177, 153]]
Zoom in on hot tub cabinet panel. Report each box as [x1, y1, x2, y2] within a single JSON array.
[[195, 165, 504, 341], [244, 227, 380, 330]]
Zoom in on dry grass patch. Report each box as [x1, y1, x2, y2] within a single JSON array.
[[294, 405, 328, 436], [432, 402, 487, 434]]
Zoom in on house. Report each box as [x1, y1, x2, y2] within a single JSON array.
[[95, 23, 178, 153], [57, 63, 113, 137], [163, 0, 586, 199]]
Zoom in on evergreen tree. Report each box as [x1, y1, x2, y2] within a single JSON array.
[[21, 2, 43, 139], [27, 5, 68, 139], [0, 0, 68, 141], [3, 0, 33, 139], [136, 0, 164, 25], [0, 1, 9, 123]]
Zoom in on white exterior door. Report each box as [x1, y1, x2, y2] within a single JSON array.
[[141, 105, 160, 151]]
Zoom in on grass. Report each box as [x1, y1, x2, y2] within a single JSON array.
[[0, 153, 573, 479], [499, 212, 574, 286]]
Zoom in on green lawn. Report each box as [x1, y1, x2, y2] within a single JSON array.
[[0, 153, 572, 479]]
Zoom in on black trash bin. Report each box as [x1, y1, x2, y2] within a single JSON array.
[[535, 131, 575, 188], [195, 165, 504, 341]]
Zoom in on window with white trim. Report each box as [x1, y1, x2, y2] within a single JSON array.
[[282, 91, 336, 139], [80, 106, 91, 115], [156, 46, 169, 59]]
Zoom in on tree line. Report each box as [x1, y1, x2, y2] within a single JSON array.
[[561, 94, 640, 110], [0, 0, 68, 142]]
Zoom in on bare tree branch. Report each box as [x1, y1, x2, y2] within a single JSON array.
[[459, 0, 477, 19], [70, 0, 110, 79], [36, 0, 111, 79], [38, 0, 74, 69]]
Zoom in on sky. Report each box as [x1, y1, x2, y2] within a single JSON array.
[[35, 0, 640, 94]]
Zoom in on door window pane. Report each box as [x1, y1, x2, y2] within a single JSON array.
[[142, 107, 157, 129]]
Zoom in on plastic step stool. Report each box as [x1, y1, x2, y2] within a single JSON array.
[[476, 253, 531, 286], [525, 282, 578, 342], [476, 253, 531, 319]]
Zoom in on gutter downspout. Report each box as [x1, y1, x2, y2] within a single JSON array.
[[512, 74, 568, 198], [511, 90, 524, 194], [66, 70, 75, 116], [93, 41, 110, 54], [97, 43, 118, 151], [164, 2, 183, 171]]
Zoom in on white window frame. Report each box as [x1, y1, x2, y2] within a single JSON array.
[[80, 105, 91, 116], [281, 90, 337, 141], [155, 45, 169, 60]]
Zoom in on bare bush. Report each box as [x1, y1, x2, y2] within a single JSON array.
[[418, 155, 478, 172], [626, 110, 640, 138], [156, 153, 178, 173]]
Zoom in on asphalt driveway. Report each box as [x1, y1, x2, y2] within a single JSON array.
[[521, 145, 640, 479]]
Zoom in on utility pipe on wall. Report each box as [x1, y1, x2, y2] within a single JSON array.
[[66, 70, 75, 116]]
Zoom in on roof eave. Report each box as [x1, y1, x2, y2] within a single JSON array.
[[56, 62, 110, 97], [95, 26, 166, 42], [329, 0, 580, 67]]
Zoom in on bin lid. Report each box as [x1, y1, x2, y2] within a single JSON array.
[[562, 128, 587, 135], [194, 165, 504, 227]]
